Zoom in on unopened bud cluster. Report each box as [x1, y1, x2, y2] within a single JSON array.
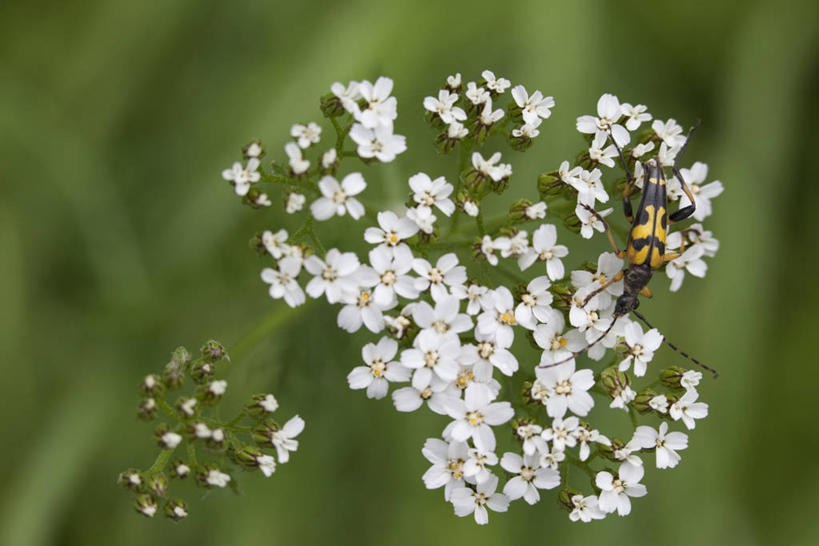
[[217, 70, 723, 524], [120, 341, 304, 520]]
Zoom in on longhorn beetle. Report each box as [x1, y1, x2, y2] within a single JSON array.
[[538, 123, 718, 378]]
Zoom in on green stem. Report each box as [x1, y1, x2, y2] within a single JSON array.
[[147, 448, 174, 475], [230, 302, 308, 363]]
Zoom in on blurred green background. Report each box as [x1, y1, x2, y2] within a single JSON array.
[[2, 0, 819, 544]]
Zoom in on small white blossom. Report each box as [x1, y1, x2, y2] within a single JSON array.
[[518, 224, 569, 280], [262, 229, 289, 259], [576, 93, 629, 146], [465, 81, 489, 105], [649, 394, 669, 413], [422, 438, 469, 500], [609, 385, 637, 410], [620, 322, 663, 376], [451, 474, 509, 525], [222, 158, 261, 196], [620, 103, 652, 131], [285, 193, 305, 214], [311, 173, 367, 221], [541, 416, 579, 451], [304, 249, 360, 303], [261, 257, 305, 307], [364, 210, 419, 249], [533, 360, 595, 418], [161, 431, 182, 449], [409, 172, 455, 216], [463, 448, 499, 485], [270, 415, 305, 463], [321, 148, 337, 170], [406, 205, 437, 234], [356, 77, 398, 129], [259, 394, 279, 413], [501, 452, 560, 505], [575, 204, 613, 239], [471, 151, 511, 182], [675, 162, 724, 221], [284, 142, 309, 175], [525, 201, 547, 219], [596, 462, 647, 516], [208, 379, 227, 396], [444, 383, 514, 452], [570, 494, 606, 522], [206, 469, 231, 488], [652, 118, 686, 149], [348, 337, 410, 399], [670, 389, 709, 429], [349, 123, 407, 162], [423, 89, 466, 124], [481, 70, 511, 93], [511, 85, 555, 125], [257, 454, 277, 477], [413, 253, 466, 301], [632, 422, 688, 469], [290, 122, 322, 149]]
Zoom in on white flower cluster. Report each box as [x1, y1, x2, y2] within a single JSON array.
[[222, 73, 722, 525]]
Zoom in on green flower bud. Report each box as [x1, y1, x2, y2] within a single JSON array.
[[243, 188, 272, 209], [598, 439, 622, 461], [167, 346, 191, 373], [137, 398, 157, 421], [134, 494, 158, 518], [233, 445, 264, 468], [508, 199, 534, 223], [633, 389, 658, 414], [146, 473, 168, 498], [537, 172, 564, 198], [141, 374, 165, 398], [246, 393, 279, 418], [600, 366, 630, 398], [164, 498, 189, 521], [463, 168, 489, 195], [319, 93, 345, 118], [118, 469, 144, 492], [190, 359, 216, 384], [558, 488, 582, 512], [661, 366, 688, 390], [163, 368, 184, 390], [205, 428, 227, 451], [509, 131, 534, 152], [200, 340, 227, 363], [252, 420, 280, 446]]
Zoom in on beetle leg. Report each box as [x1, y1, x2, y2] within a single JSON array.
[[639, 285, 653, 298], [579, 204, 625, 258], [669, 123, 701, 224], [606, 128, 635, 223], [579, 270, 625, 307]]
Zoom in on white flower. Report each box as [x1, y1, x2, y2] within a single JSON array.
[[262, 229, 290, 259], [459, 327, 519, 378], [571, 251, 624, 309], [514, 276, 554, 330], [574, 424, 611, 461], [285, 193, 306, 214], [525, 201, 547, 219], [463, 199, 479, 217], [364, 210, 419, 249], [206, 469, 231, 488], [363, 244, 416, 306], [480, 235, 509, 266], [311, 173, 367, 221], [609, 385, 637, 410], [451, 474, 509, 525], [477, 286, 518, 347], [501, 452, 560, 505], [422, 438, 469, 500], [568, 167, 609, 207], [631, 141, 655, 158], [471, 151, 511, 182], [423, 89, 466, 124], [541, 416, 579, 451], [244, 141, 263, 158], [253, 192, 271, 207], [259, 394, 279, 413], [208, 379, 227, 396], [511, 85, 555, 125], [631, 422, 688, 469], [348, 337, 410, 399], [620, 322, 663, 376], [537, 444, 566, 470], [261, 257, 305, 307], [621, 102, 652, 131], [413, 296, 473, 337], [569, 494, 606, 522], [179, 398, 197, 417], [257, 454, 276, 477], [270, 415, 305, 463], [401, 330, 461, 390], [290, 122, 322, 148], [284, 142, 309, 174], [465, 81, 489, 105], [515, 423, 547, 456], [533, 312, 586, 366], [451, 283, 489, 315], [356, 76, 398, 129], [447, 120, 469, 139], [392, 376, 452, 415], [558, 160, 583, 186], [330, 80, 362, 114], [447, 73, 462, 88], [444, 383, 514, 452], [576, 93, 629, 146], [666, 244, 707, 292], [596, 462, 647, 516], [670, 389, 709, 429], [321, 148, 337, 170], [575, 204, 614, 239], [649, 394, 669, 413], [161, 431, 182, 449], [675, 162, 724, 221], [589, 131, 618, 168], [463, 448, 499, 485], [409, 172, 455, 216], [336, 286, 388, 333], [222, 158, 261, 196], [349, 123, 407, 162], [413, 253, 466, 301], [481, 70, 511, 93], [652, 118, 686, 149], [512, 122, 541, 139], [533, 360, 595, 418], [304, 249, 360, 303], [478, 98, 504, 126], [500, 231, 529, 259], [406, 205, 436, 234], [518, 224, 569, 280], [681, 370, 702, 391]]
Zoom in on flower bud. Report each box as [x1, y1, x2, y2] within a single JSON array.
[[537, 172, 565, 198], [155, 424, 183, 449], [190, 360, 216, 384], [320, 93, 346, 118], [463, 169, 489, 195], [598, 438, 622, 461], [249, 232, 268, 256], [600, 366, 631, 398], [167, 346, 191, 373], [200, 340, 227, 363], [206, 428, 227, 451], [252, 420, 280, 446], [176, 396, 198, 418], [242, 139, 264, 159], [243, 188, 272, 209], [141, 374, 165, 398], [118, 469, 144, 492], [198, 379, 227, 405], [164, 498, 189, 521], [137, 398, 157, 421], [509, 131, 534, 152], [558, 488, 582, 512], [134, 494, 158, 518], [163, 368, 184, 390], [170, 460, 191, 480], [660, 366, 688, 390], [633, 389, 658, 414], [146, 473, 168, 498], [233, 445, 264, 468], [246, 393, 279, 418]]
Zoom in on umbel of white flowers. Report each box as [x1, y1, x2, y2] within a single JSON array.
[[220, 70, 721, 525]]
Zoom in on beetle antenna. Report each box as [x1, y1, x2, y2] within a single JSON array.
[[536, 316, 620, 370], [633, 311, 718, 378]]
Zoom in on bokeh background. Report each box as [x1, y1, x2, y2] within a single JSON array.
[[2, 0, 819, 544]]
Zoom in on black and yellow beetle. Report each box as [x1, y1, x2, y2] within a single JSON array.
[[540, 124, 717, 377]]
